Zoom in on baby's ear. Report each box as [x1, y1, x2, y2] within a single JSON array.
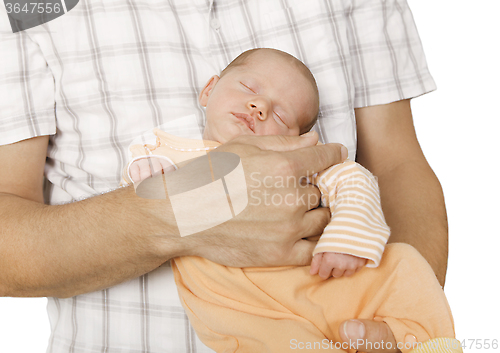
[[199, 75, 220, 107]]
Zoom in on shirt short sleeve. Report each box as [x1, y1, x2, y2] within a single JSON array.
[[0, 8, 56, 146], [347, 0, 436, 108]]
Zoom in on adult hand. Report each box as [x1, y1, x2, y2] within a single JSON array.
[[339, 319, 401, 353], [168, 131, 348, 268]]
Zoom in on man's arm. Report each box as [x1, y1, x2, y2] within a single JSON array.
[[355, 99, 448, 286], [0, 135, 183, 298], [0, 133, 345, 298]]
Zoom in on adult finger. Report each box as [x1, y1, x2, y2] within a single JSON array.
[[296, 183, 322, 211], [284, 143, 348, 178], [229, 131, 319, 152], [236, 132, 349, 175], [297, 207, 331, 241], [339, 319, 399, 353], [281, 238, 317, 266], [274, 207, 330, 266]]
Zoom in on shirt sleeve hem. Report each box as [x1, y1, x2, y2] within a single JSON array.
[[0, 125, 56, 146], [354, 72, 437, 109]]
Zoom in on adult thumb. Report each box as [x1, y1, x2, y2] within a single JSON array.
[[339, 319, 399, 353]]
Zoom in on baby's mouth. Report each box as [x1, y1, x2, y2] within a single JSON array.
[[232, 113, 255, 133]]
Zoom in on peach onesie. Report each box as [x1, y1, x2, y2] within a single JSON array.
[[123, 129, 462, 353]]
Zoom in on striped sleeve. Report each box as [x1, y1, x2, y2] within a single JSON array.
[[310, 161, 390, 267]]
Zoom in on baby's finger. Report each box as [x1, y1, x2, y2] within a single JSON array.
[[159, 158, 177, 173], [310, 253, 323, 275], [343, 269, 355, 277], [149, 158, 165, 176], [139, 162, 153, 181], [129, 163, 142, 183], [317, 261, 335, 280], [357, 258, 367, 267], [332, 267, 346, 278]]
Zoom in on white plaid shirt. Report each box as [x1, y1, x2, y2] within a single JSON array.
[[0, 0, 435, 352]]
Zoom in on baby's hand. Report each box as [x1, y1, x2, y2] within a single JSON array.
[[129, 157, 176, 184], [310, 252, 367, 280]]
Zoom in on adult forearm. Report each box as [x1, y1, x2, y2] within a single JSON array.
[[0, 186, 181, 298], [0, 134, 345, 298], [376, 159, 448, 286]]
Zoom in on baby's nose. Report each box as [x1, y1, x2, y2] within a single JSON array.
[[250, 104, 263, 119], [248, 101, 269, 120]]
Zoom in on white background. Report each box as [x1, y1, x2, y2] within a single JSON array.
[[1, 0, 499, 351]]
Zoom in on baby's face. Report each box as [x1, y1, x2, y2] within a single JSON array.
[[199, 52, 318, 143]]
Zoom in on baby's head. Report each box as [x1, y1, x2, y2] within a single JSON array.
[[199, 48, 319, 143]]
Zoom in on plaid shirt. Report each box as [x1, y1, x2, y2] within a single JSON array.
[[0, 0, 435, 352]]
